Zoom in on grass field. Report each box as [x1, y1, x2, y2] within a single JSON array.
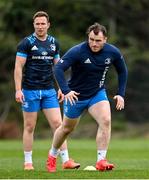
[[0, 138, 149, 179]]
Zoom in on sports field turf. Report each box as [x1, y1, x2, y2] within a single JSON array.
[[0, 138, 149, 179]]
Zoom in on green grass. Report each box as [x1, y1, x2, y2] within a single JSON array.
[[0, 138, 149, 179]]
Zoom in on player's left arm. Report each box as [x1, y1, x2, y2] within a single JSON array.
[[113, 52, 128, 110]]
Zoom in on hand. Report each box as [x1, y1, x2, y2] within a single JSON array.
[[113, 95, 124, 110], [65, 91, 80, 105], [15, 90, 24, 104], [57, 89, 64, 103]]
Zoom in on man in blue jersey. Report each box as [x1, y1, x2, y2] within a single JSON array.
[[14, 11, 80, 171], [47, 23, 128, 172]]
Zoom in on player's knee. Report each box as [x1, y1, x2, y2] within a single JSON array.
[[25, 123, 35, 133], [102, 116, 111, 128], [52, 120, 62, 130], [62, 125, 74, 135]]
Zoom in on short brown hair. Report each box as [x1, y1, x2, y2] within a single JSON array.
[[86, 23, 107, 36], [33, 11, 49, 22]]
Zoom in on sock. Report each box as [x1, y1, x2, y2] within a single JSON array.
[[97, 150, 107, 161], [24, 151, 33, 164], [60, 149, 69, 163], [49, 146, 59, 158]]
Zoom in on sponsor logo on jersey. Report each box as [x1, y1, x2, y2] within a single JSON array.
[[105, 58, 111, 64], [32, 56, 53, 60], [42, 51, 48, 56], [84, 58, 91, 63], [50, 44, 56, 51], [31, 45, 38, 50]]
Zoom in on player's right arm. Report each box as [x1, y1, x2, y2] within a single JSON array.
[[64, 91, 80, 105], [54, 46, 80, 104], [14, 38, 29, 103], [14, 55, 26, 103]]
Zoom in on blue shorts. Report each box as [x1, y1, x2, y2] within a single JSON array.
[[64, 89, 108, 118], [22, 89, 59, 112]]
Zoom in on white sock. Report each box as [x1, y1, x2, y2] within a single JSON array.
[[60, 149, 69, 163], [97, 150, 107, 161], [49, 147, 59, 158], [24, 151, 33, 164]]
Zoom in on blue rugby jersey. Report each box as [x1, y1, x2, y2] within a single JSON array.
[[16, 33, 60, 89], [54, 42, 128, 100]]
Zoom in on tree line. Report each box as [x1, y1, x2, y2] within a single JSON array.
[[0, 0, 148, 128]]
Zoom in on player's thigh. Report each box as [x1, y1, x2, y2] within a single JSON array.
[[41, 89, 61, 130], [88, 100, 111, 125], [88, 89, 111, 124], [41, 89, 59, 109], [63, 99, 87, 119], [43, 108, 62, 130], [22, 89, 41, 112], [22, 90, 40, 128]]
